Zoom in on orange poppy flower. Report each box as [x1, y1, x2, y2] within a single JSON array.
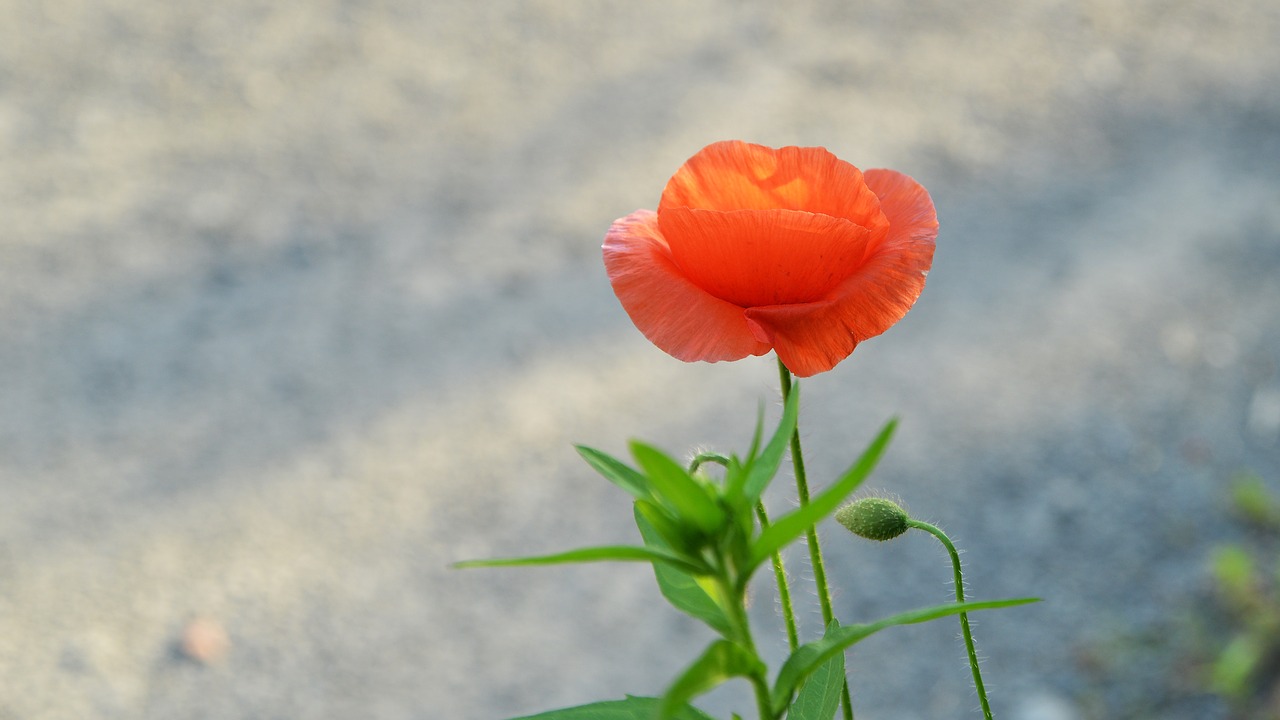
[[603, 140, 938, 377]]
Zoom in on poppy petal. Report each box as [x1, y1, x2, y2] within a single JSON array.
[[745, 171, 937, 377], [658, 141, 889, 233], [603, 210, 772, 363], [862, 169, 940, 251], [743, 251, 923, 376], [741, 300, 844, 377], [658, 206, 873, 307]]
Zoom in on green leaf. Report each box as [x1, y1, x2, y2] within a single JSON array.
[[745, 402, 765, 464], [512, 695, 716, 720], [662, 640, 766, 719], [749, 420, 895, 568], [635, 506, 732, 634], [1212, 633, 1264, 698], [631, 441, 726, 533], [635, 500, 698, 556], [788, 621, 845, 720], [771, 598, 1040, 712], [453, 545, 706, 575], [576, 445, 652, 501], [750, 420, 897, 570], [738, 384, 801, 504], [725, 413, 759, 504], [720, 455, 756, 536]]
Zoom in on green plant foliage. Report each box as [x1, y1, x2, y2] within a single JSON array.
[[834, 497, 909, 542], [738, 386, 801, 504], [787, 622, 845, 720], [1204, 538, 1280, 711], [661, 640, 767, 719], [635, 499, 702, 558], [576, 445, 654, 501], [1212, 545, 1256, 605], [631, 440, 727, 534], [458, 383, 1039, 720], [1200, 477, 1280, 712], [770, 598, 1040, 712], [453, 545, 706, 575], [1079, 473, 1280, 718], [1211, 633, 1265, 699], [750, 420, 898, 570], [511, 696, 716, 720], [1230, 473, 1280, 529], [635, 506, 732, 635], [722, 456, 758, 542]]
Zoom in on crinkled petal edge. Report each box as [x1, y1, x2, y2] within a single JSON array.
[[746, 170, 938, 377], [603, 209, 772, 363]]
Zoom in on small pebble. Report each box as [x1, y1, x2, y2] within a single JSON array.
[[180, 617, 230, 665]]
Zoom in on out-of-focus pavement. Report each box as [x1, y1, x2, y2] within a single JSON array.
[[1, 2, 1278, 719]]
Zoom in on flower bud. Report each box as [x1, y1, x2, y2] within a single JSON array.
[[835, 498, 909, 541]]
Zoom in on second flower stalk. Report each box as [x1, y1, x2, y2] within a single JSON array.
[[777, 359, 857, 720], [773, 359, 995, 720]]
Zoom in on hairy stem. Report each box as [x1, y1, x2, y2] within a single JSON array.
[[777, 358, 854, 720], [908, 519, 993, 720], [717, 573, 778, 720], [755, 502, 799, 651]]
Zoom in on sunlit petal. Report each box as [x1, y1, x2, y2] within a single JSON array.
[[659, 141, 888, 233]]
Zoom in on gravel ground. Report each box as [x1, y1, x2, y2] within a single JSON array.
[[2, 2, 1279, 719]]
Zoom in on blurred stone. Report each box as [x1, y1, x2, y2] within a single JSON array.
[[179, 617, 230, 665]]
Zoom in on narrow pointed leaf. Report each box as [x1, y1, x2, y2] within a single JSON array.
[[771, 598, 1040, 711], [512, 696, 716, 720], [662, 640, 766, 719], [728, 403, 764, 507], [576, 445, 652, 500], [750, 419, 897, 570], [728, 458, 757, 540], [631, 441, 725, 533], [722, 456, 749, 510], [739, 383, 801, 503], [745, 402, 765, 463], [788, 621, 845, 720], [635, 506, 731, 634], [454, 545, 705, 575]]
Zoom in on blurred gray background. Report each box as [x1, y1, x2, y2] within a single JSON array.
[[2, 1, 1279, 719]]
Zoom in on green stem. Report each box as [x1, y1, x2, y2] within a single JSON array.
[[749, 657, 776, 720], [777, 358, 854, 720], [755, 502, 799, 651], [689, 452, 798, 651], [907, 519, 993, 720], [691, 448, 799, 714], [689, 452, 731, 475], [716, 573, 778, 720]]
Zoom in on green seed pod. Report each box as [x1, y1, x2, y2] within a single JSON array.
[[835, 498, 909, 541]]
